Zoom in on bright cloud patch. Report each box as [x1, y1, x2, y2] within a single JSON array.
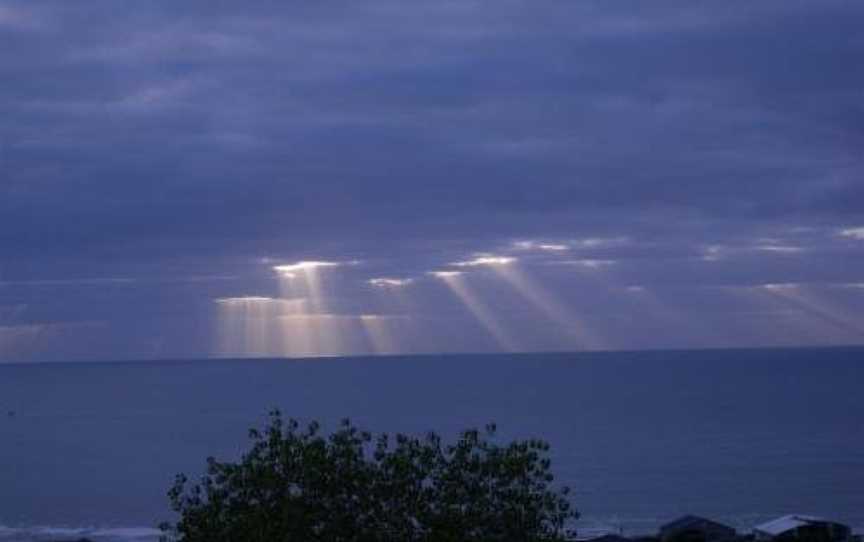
[[839, 227, 864, 240], [512, 241, 570, 252], [452, 256, 517, 267], [428, 271, 464, 278], [368, 278, 414, 287], [273, 261, 343, 279]]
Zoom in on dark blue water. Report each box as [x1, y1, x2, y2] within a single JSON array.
[[1, 348, 863, 541]]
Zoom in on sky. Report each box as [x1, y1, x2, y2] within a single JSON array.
[[1, 0, 864, 362]]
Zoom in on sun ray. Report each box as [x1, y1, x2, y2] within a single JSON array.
[[274, 262, 340, 314], [430, 271, 518, 351], [214, 297, 275, 357], [490, 264, 604, 350], [360, 314, 400, 354], [757, 284, 864, 337]]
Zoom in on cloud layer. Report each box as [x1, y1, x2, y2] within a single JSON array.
[[2, 0, 863, 361]]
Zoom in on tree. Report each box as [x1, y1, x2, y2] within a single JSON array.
[[161, 411, 578, 542]]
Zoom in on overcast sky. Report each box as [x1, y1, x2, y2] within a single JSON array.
[[2, 0, 863, 362]]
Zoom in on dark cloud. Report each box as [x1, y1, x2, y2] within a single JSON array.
[[1, 0, 863, 361]]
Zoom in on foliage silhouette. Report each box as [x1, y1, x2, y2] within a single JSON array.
[[161, 411, 577, 541]]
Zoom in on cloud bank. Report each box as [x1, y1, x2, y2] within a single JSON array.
[[1, 0, 863, 361]]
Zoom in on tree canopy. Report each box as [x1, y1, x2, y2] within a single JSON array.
[[161, 411, 577, 542]]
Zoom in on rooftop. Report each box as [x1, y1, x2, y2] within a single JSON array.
[[754, 515, 831, 536]]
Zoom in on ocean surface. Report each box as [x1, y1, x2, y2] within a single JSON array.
[[1, 348, 862, 541]]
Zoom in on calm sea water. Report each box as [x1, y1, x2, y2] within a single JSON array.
[[1, 348, 863, 541]]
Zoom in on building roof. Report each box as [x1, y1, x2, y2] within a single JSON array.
[[754, 515, 831, 536]]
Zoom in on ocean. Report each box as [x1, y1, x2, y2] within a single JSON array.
[[1, 348, 862, 541]]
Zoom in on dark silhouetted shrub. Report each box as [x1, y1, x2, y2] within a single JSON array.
[[161, 411, 577, 541]]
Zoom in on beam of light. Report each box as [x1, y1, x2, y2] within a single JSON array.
[[360, 314, 402, 355], [452, 256, 517, 267], [277, 314, 350, 357], [431, 272, 518, 351], [368, 277, 414, 287], [367, 279, 419, 350], [217, 258, 362, 358], [488, 264, 604, 349], [218, 302, 374, 359], [755, 283, 864, 337], [214, 297, 306, 311], [215, 296, 277, 357], [215, 297, 307, 357], [276, 310, 315, 357], [273, 261, 342, 313], [277, 313, 384, 357], [268, 258, 375, 357]]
